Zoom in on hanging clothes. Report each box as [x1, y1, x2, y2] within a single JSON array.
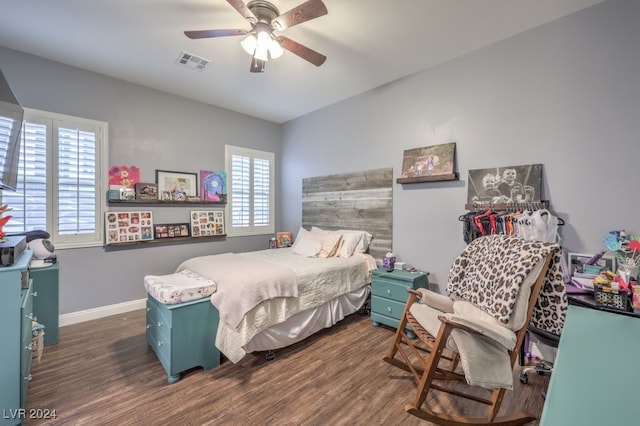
[[459, 205, 563, 244]]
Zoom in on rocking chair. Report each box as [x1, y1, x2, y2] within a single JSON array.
[[383, 235, 557, 425]]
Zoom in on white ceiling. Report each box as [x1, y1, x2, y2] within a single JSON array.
[[0, 0, 604, 124]]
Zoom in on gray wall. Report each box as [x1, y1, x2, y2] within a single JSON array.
[[0, 47, 282, 314], [281, 0, 640, 291]]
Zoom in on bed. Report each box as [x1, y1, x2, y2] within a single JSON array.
[[177, 246, 378, 362], [172, 167, 393, 364]]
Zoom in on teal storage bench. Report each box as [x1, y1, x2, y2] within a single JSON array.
[[144, 270, 220, 384], [146, 295, 220, 384]]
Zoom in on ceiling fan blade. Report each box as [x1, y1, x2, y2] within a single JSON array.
[[272, 0, 328, 31], [227, 0, 258, 24], [184, 29, 247, 39], [278, 36, 326, 67], [250, 57, 266, 73]]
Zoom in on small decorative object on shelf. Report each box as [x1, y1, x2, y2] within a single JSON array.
[[154, 223, 190, 239], [190, 210, 225, 237], [0, 203, 12, 240], [109, 165, 140, 189], [105, 211, 154, 244], [277, 231, 292, 247], [603, 229, 640, 281], [135, 182, 158, 201], [200, 170, 227, 203]]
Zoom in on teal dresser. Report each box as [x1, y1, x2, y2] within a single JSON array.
[[0, 250, 34, 426], [371, 268, 429, 329], [146, 295, 220, 384], [31, 263, 59, 346]]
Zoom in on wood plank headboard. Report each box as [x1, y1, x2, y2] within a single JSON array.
[[301, 167, 393, 262]]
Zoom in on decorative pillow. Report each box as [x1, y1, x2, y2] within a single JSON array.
[[292, 237, 322, 257], [292, 227, 342, 257], [311, 226, 373, 256], [338, 229, 373, 254]]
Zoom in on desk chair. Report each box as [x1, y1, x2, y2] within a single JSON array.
[[519, 325, 560, 387], [383, 235, 558, 425]]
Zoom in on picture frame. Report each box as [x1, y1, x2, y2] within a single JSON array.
[[155, 170, 198, 201], [397, 142, 458, 184], [154, 223, 190, 239], [105, 211, 154, 244], [467, 163, 543, 205], [277, 231, 293, 248], [568, 252, 616, 277], [134, 182, 158, 201], [200, 170, 227, 203], [190, 210, 225, 237]]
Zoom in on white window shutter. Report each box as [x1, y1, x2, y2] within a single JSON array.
[[226, 145, 274, 236]]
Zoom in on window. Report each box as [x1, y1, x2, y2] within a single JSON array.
[[0, 108, 108, 248], [225, 145, 274, 236]]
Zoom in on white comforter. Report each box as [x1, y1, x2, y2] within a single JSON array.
[[177, 252, 298, 329], [177, 248, 377, 362]]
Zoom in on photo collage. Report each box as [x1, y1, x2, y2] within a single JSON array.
[[105, 211, 154, 244]]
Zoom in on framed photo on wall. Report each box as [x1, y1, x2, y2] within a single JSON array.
[[105, 211, 154, 244], [190, 210, 225, 237], [397, 142, 458, 184], [200, 170, 227, 203], [155, 170, 198, 201], [467, 163, 543, 205], [154, 223, 190, 239]]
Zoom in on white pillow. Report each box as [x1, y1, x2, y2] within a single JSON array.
[[338, 229, 372, 254], [292, 238, 322, 257], [295, 227, 342, 257], [311, 227, 373, 256]]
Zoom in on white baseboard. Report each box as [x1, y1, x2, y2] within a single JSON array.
[[59, 298, 146, 327]]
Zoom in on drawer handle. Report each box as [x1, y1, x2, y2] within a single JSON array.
[[33, 291, 38, 297], [146, 324, 150, 329], [386, 289, 391, 295], [387, 306, 392, 313], [147, 307, 151, 312], [157, 321, 163, 327], [25, 343, 33, 351], [25, 313, 37, 321], [157, 341, 164, 347], [25, 374, 32, 382]]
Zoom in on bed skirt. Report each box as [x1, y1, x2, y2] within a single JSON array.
[[245, 285, 370, 353]]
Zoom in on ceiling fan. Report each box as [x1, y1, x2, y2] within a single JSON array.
[[185, 0, 328, 73]]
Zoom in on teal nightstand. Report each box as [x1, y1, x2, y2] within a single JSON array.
[[371, 268, 429, 330]]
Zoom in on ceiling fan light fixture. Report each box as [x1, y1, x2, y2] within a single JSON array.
[[268, 37, 284, 59], [240, 34, 258, 55]]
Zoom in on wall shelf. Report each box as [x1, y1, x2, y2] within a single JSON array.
[[396, 173, 459, 184], [105, 234, 226, 249]]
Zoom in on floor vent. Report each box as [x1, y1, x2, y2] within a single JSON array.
[[176, 51, 210, 71]]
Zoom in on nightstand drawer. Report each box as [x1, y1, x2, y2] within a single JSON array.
[[371, 278, 414, 303], [371, 295, 406, 321]]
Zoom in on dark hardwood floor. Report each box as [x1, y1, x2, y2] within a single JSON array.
[[25, 310, 550, 425]]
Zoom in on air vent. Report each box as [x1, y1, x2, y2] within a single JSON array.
[[176, 51, 210, 71]]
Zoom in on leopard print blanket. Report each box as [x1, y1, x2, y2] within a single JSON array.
[[446, 234, 567, 336]]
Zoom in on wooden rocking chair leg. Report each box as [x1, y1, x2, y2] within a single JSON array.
[[383, 291, 417, 360], [406, 321, 452, 411]]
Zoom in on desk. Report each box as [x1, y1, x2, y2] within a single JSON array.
[[540, 305, 640, 425]]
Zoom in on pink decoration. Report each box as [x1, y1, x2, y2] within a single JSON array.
[[108, 165, 140, 189]]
